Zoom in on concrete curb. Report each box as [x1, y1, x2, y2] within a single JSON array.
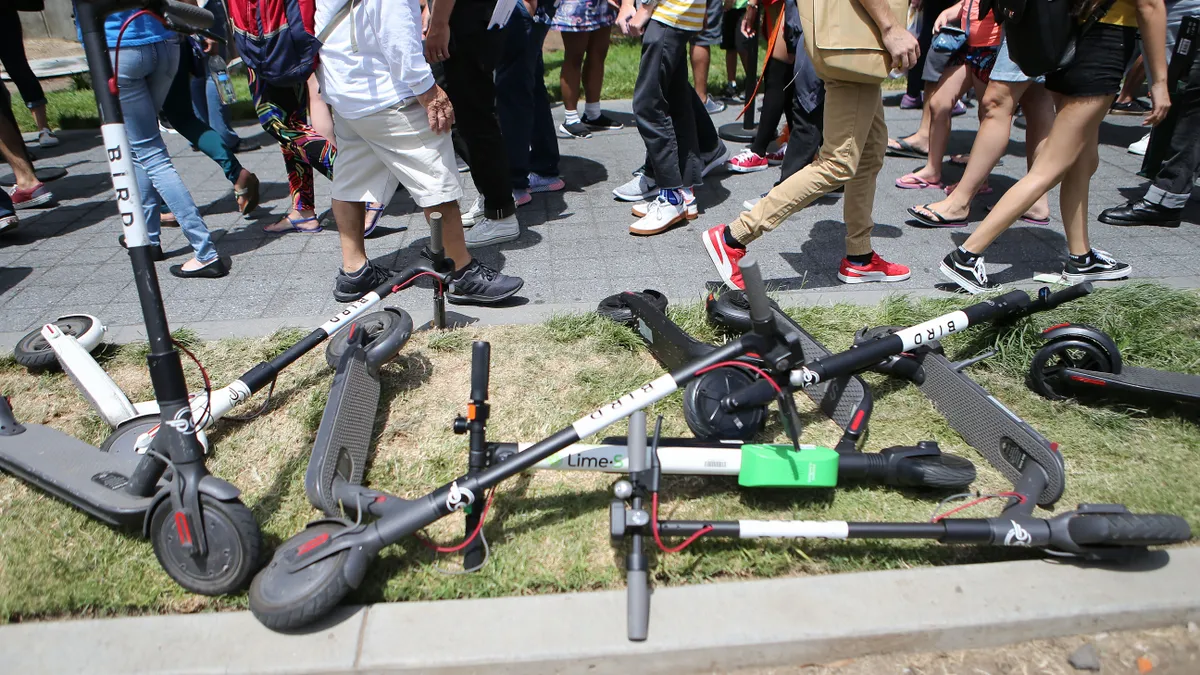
[[3, 548, 1197, 674]]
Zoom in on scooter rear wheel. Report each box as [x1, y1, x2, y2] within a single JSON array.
[[149, 494, 262, 596], [249, 523, 356, 631], [13, 315, 98, 371], [324, 308, 412, 369], [683, 367, 766, 441], [1029, 338, 1115, 401]]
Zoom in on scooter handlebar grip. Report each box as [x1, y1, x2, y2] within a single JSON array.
[[627, 569, 650, 641], [428, 212, 444, 258], [739, 255, 772, 325], [160, 0, 215, 32], [722, 377, 777, 411], [1046, 282, 1093, 308]]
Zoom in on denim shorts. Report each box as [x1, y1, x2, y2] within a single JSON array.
[[1045, 23, 1137, 97], [990, 38, 1045, 84]]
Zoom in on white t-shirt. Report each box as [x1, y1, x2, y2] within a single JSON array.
[[314, 0, 435, 120]]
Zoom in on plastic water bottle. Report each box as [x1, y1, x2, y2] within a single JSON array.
[[208, 55, 237, 106]]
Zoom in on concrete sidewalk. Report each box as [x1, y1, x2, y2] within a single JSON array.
[[2, 99, 1198, 349], [3, 547, 1197, 674]]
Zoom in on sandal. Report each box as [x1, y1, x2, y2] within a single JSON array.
[[234, 172, 260, 215], [265, 214, 322, 234], [944, 183, 993, 196], [364, 203, 385, 237], [895, 173, 944, 190], [986, 204, 1051, 226], [907, 204, 968, 228], [886, 138, 929, 160]]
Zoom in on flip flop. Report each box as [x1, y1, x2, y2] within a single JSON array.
[[886, 138, 929, 160], [234, 173, 260, 215], [364, 203, 385, 237], [265, 215, 322, 234], [986, 204, 1051, 226], [895, 173, 944, 190], [907, 204, 968, 228], [944, 183, 994, 196]]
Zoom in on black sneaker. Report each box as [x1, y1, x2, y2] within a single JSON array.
[[939, 248, 999, 294], [333, 261, 394, 302], [1063, 249, 1131, 283], [583, 113, 623, 130], [447, 260, 524, 305], [558, 121, 593, 139]]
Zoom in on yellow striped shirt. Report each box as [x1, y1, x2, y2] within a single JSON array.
[[653, 0, 706, 31]]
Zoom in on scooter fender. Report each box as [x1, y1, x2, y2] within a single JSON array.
[[43, 323, 138, 428], [365, 308, 415, 370], [141, 475, 242, 537], [58, 314, 106, 352], [1039, 323, 1123, 372]]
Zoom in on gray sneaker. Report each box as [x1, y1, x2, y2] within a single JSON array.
[[448, 260, 524, 305], [464, 214, 520, 248], [703, 96, 727, 114], [700, 140, 730, 178], [613, 171, 658, 202], [461, 195, 485, 227]]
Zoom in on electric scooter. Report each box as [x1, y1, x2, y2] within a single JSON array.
[[1029, 323, 1200, 409], [0, 0, 263, 596], [247, 259, 1190, 632]]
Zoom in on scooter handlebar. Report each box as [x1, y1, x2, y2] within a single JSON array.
[[159, 0, 214, 32], [739, 256, 773, 326]]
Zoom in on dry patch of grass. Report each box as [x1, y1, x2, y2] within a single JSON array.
[[1, 286, 1197, 622]]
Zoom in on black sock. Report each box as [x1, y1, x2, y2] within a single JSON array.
[[723, 226, 745, 249], [956, 246, 980, 263], [1068, 250, 1092, 263], [846, 252, 873, 266]]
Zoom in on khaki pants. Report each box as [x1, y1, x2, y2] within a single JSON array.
[[729, 79, 887, 257]]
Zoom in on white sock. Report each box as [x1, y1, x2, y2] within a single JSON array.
[[564, 108, 581, 125], [584, 102, 601, 119]]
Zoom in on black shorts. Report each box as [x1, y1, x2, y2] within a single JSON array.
[[721, 6, 752, 51], [1045, 23, 1138, 97]]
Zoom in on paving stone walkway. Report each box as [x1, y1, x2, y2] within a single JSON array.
[[2, 98, 1197, 346]]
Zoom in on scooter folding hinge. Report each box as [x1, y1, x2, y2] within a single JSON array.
[[952, 349, 997, 373]]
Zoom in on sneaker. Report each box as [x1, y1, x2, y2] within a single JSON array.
[[38, 128, 59, 148], [558, 121, 593, 139], [951, 100, 967, 117], [1110, 99, 1151, 115], [333, 261, 395, 302], [455, 153, 471, 173], [582, 113, 623, 130], [1127, 133, 1150, 157], [728, 148, 770, 173], [899, 93, 922, 109], [630, 194, 688, 236], [0, 214, 19, 234], [613, 171, 657, 202], [231, 137, 262, 152], [723, 82, 747, 103], [9, 182, 53, 210], [528, 173, 565, 193], [742, 193, 766, 210], [700, 140, 730, 178], [159, 120, 178, 135], [765, 143, 787, 165], [1063, 249, 1131, 283], [513, 189, 532, 207], [447, 260, 524, 305], [461, 195, 485, 227], [633, 189, 697, 219], [703, 96, 727, 114], [939, 249, 998, 294], [838, 253, 911, 284], [465, 214, 520, 248], [702, 224, 747, 290]]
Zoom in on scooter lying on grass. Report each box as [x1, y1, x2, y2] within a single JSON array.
[[247, 258, 1190, 633], [0, 0, 262, 596], [1029, 323, 1200, 409]]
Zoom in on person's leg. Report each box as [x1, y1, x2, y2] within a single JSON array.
[[1113, 54, 1146, 108], [778, 99, 823, 183], [901, 63, 968, 186], [583, 26, 613, 111], [529, 22, 561, 179], [692, 44, 711, 101], [1057, 127, 1100, 257], [747, 58, 792, 156], [161, 45, 241, 185], [0, 12, 50, 133], [496, 5, 535, 191], [726, 45, 738, 84], [559, 31, 588, 126], [1143, 55, 1200, 204], [0, 102, 39, 190], [633, 21, 686, 191], [841, 89, 888, 258]]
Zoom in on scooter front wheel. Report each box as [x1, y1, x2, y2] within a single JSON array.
[[149, 494, 262, 596], [12, 315, 99, 371], [1028, 338, 1115, 401], [249, 523, 358, 631]]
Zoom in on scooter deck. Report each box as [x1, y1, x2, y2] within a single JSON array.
[[914, 351, 1065, 506], [304, 348, 381, 516], [0, 425, 153, 528], [1072, 365, 1200, 404]]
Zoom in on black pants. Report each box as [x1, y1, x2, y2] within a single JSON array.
[[751, 57, 795, 156], [633, 20, 705, 189], [1144, 50, 1200, 207], [496, 4, 559, 189], [443, 3, 515, 219], [778, 100, 823, 183], [0, 11, 47, 112]]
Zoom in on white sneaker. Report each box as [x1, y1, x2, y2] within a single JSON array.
[[629, 194, 688, 236], [461, 195, 485, 227], [38, 128, 59, 148], [1127, 133, 1150, 156], [464, 214, 520, 248], [0, 214, 19, 235], [633, 190, 697, 219], [455, 153, 470, 173], [613, 171, 658, 202], [742, 192, 767, 210]]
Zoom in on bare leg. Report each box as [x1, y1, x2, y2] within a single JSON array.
[[1058, 123, 1100, 256], [423, 201, 472, 271], [560, 31, 589, 113], [890, 80, 938, 153], [961, 94, 1112, 253], [691, 44, 711, 101], [583, 26, 612, 105], [30, 104, 50, 131], [725, 48, 738, 83], [333, 199, 368, 271], [904, 64, 968, 186], [1114, 55, 1145, 106], [0, 113, 37, 189]]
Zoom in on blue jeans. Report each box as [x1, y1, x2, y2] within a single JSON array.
[[112, 38, 217, 263], [495, 3, 559, 190], [0, 186, 13, 220], [189, 0, 240, 149]]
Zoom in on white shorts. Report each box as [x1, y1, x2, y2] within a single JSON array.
[[331, 102, 463, 208]]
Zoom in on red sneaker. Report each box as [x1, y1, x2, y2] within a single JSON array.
[[703, 224, 747, 290], [727, 149, 769, 173], [837, 253, 911, 284], [10, 182, 53, 210], [765, 142, 787, 165]]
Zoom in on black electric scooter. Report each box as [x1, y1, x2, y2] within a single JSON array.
[[248, 259, 1189, 632], [0, 0, 263, 596], [1029, 323, 1200, 409]]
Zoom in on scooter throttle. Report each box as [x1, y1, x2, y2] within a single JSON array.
[[159, 0, 215, 32]]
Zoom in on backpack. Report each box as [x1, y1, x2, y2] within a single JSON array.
[[983, 0, 1117, 77], [227, 0, 353, 86]]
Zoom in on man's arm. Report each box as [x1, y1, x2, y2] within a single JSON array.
[[1135, 0, 1170, 126], [425, 0, 456, 63], [374, 0, 455, 133], [856, 0, 920, 72]]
